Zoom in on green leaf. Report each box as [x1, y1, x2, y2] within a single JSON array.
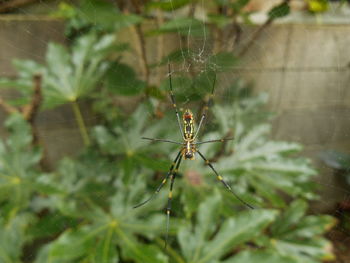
[[5, 113, 33, 149], [13, 59, 45, 78], [35, 226, 98, 262], [284, 215, 336, 239], [208, 52, 238, 71], [203, 99, 318, 206], [105, 62, 146, 96], [53, 2, 77, 19], [147, 0, 191, 11], [273, 239, 334, 262], [230, 0, 250, 12], [250, 159, 316, 176], [45, 42, 75, 101], [0, 114, 42, 208], [268, 2, 290, 19], [249, 177, 286, 207], [197, 191, 222, 240], [159, 75, 194, 102], [79, 0, 142, 31], [0, 60, 44, 107], [181, 184, 203, 218], [80, 0, 118, 28], [193, 70, 217, 95], [43, 33, 116, 108], [113, 14, 143, 31], [89, 227, 119, 263], [121, 240, 168, 263], [208, 14, 232, 29], [0, 78, 31, 90], [150, 17, 206, 37], [0, 214, 34, 263], [267, 200, 336, 262], [319, 150, 350, 170], [134, 153, 170, 171], [237, 141, 302, 162], [178, 192, 278, 263], [29, 213, 73, 239], [270, 200, 308, 236], [199, 210, 278, 263], [92, 125, 120, 155], [38, 162, 171, 263], [104, 180, 168, 262], [224, 250, 298, 263], [178, 191, 222, 261], [158, 48, 195, 65]]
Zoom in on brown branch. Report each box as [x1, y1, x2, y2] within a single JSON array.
[[0, 75, 42, 126], [238, 0, 290, 57], [21, 74, 43, 148], [237, 18, 273, 57], [22, 74, 42, 124], [0, 74, 50, 170], [213, 3, 227, 53], [129, 0, 150, 84], [155, 9, 164, 85], [113, 0, 126, 11], [187, 1, 197, 18], [213, 26, 223, 54], [0, 0, 38, 13], [227, 16, 242, 52], [136, 25, 150, 83], [130, 0, 141, 13], [0, 97, 18, 114], [25, 75, 50, 171]]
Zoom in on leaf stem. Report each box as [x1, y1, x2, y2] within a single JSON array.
[[155, 237, 185, 263], [103, 225, 115, 261], [71, 101, 90, 146], [129, 0, 149, 84]]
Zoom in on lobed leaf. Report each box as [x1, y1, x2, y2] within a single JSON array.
[[0, 214, 34, 263], [199, 210, 278, 263], [79, 0, 142, 31], [178, 192, 278, 263], [224, 250, 298, 263]]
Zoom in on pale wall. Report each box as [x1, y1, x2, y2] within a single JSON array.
[[237, 24, 350, 211]]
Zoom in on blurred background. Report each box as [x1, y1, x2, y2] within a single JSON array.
[[0, 0, 349, 262]]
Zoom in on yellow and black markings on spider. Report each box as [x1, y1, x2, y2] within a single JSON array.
[[134, 63, 254, 249]]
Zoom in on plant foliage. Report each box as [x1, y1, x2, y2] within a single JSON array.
[[0, 0, 336, 262]]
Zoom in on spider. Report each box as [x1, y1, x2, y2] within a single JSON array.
[[134, 64, 253, 248]]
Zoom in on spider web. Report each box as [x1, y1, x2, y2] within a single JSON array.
[[165, 0, 350, 253], [2, 0, 350, 259]]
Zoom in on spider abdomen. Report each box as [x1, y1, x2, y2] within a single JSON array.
[[183, 109, 195, 140]]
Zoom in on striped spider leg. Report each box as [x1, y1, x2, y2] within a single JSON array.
[[134, 64, 254, 248]]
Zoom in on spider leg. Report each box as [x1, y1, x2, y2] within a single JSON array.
[[193, 74, 216, 139], [165, 154, 183, 249], [197, 150, 254, 209], [195, 138, 234, 145], [133, 150, 182, 209], [142, 137, 183, 145], [168, 63, 184, 139]]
